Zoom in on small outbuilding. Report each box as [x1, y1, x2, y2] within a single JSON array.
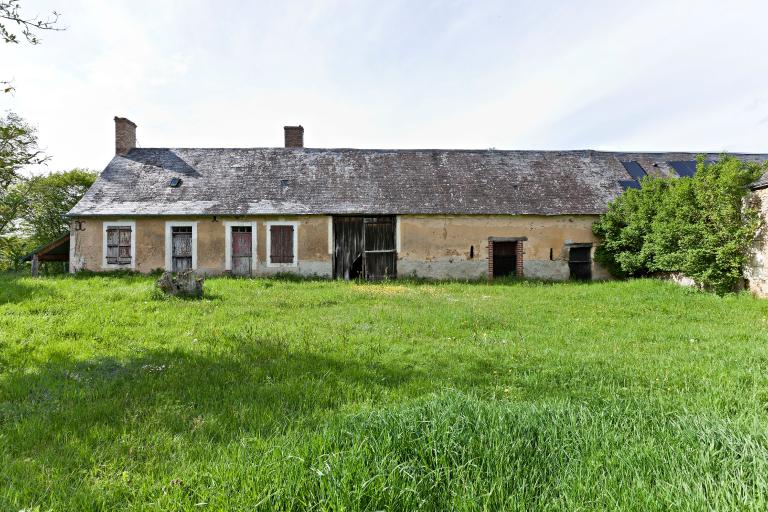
[[22, 233, 70, 276]]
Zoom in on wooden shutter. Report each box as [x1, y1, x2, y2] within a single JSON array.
[[106, 226, 132, 265], [270, 225, 294, 264]]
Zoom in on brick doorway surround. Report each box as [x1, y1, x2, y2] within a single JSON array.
[[487, 236, 526, 280]]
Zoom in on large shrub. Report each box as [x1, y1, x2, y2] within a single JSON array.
[[593, 156, 765, 294]]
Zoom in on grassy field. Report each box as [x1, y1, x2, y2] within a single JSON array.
[[1, 274, 768, 510]]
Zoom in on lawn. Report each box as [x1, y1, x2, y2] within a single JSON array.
[[1, 274, 768, 510]]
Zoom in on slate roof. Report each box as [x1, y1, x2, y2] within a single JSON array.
[[749, 173, 768, 190], [68, 148, 768, 217]]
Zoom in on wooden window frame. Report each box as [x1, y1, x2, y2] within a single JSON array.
[[224, 221, 257, 271], [266, 221, 298, 267], [102, 220, 136, 270], [165, 221, 198, 271]]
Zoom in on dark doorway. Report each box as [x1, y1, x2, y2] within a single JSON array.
[[333, 216, 397, 280], [568, 245, 592, 280], [231, 226, 252, 276], [492, 241, 518, 277]]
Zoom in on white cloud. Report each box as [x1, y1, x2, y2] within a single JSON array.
[[2, 0, 768, 175]]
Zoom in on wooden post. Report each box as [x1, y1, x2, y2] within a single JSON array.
[[31, 254, 39, 277]]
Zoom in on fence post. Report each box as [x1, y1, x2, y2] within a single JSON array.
[[31, 254, 39, 277]]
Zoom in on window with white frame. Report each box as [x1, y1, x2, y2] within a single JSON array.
[[165, 221, 198, 272], [103, 221, 136, 269], [266, 221, 298, 266]]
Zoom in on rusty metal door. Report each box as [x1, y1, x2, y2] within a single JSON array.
[[171, 226, 192, 272], [231, 227, 252, 276]]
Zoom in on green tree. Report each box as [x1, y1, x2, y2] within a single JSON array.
[[0, 233, 28, 271], [675, 156, 762, 293], [0, 112, 46, 237], [19, 168, 96, 245], [593, 176, 672, 277], [2, 0, 63, 92], [593, 156, 765, 294]]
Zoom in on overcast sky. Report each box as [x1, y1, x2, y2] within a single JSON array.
[[3, 0, 768, 174]]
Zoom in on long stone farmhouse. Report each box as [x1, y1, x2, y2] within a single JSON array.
[[63, 116, 768, 286]]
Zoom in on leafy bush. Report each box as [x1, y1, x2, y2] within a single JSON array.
[[593, 156, 765, 294]]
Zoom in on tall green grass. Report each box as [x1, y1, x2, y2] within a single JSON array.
[[1, 275, 767, 510]]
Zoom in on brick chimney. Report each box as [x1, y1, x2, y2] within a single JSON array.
[[284, 125, 304, 148], [115, 116, 137, 155]]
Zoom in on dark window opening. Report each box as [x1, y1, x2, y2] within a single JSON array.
[[171, 226, 192, 272], [106, 226, 132, 265], [232, 226, 251, 233], [270, 225, 295, 264], [469, 245, 474, 259], [568, 245, 592, 280], [169, 177, 182, 187], [549, 248, 553, 261]]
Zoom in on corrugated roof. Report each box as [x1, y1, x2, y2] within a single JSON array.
[[68, 148, 768, 217]]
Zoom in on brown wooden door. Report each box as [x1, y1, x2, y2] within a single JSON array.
[[231, 228, 252, 276]]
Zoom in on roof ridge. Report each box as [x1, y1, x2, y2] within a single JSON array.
[[128, 147, 768, 157]]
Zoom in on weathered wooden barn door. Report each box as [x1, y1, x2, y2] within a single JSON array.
[[492, 241, 518, 277], [171, 226, 193, 272], [231, 226, 252, 276], [363, 217, 396, 280], [333, 216, 396, 280], [333, 217, 364, 279]]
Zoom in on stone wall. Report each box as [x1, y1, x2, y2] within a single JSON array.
[[397, 214, 609, 280], [747, 187, 768, 297], [70, 215, 332, 276], [70, 214, 610, 280]]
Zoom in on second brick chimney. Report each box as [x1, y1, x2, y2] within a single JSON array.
[[115, 116, 137, 155], [284, 125, 304, 148]]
